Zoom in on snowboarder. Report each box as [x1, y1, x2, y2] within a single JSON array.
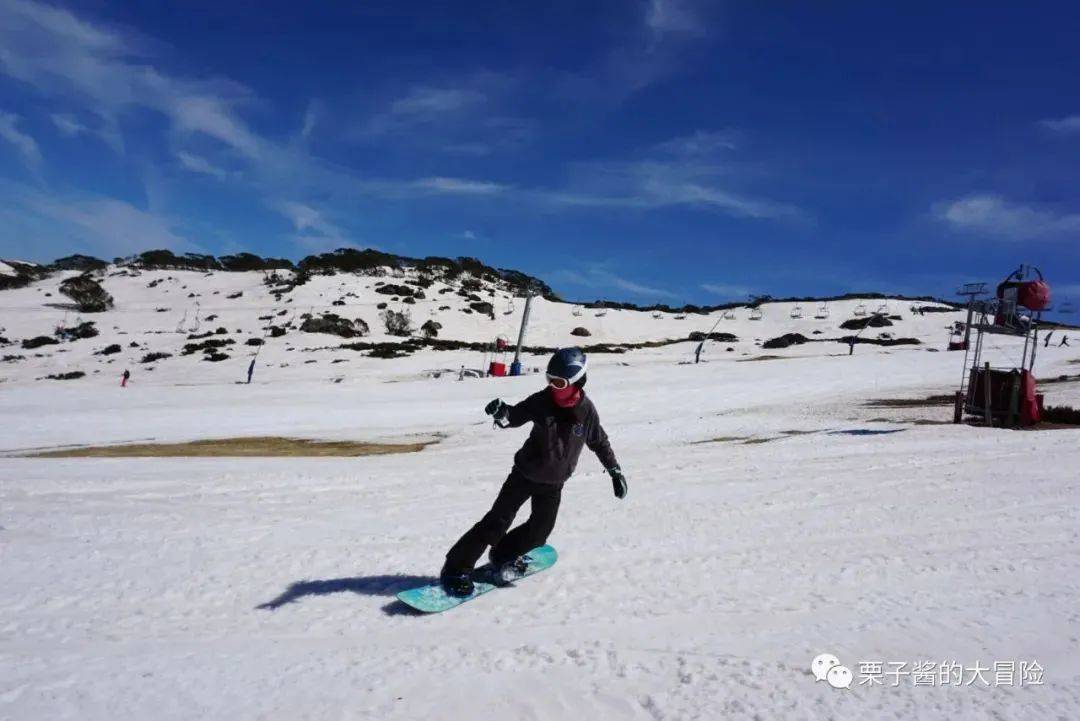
[[440, 347, 626, 597], [121, 369, 130, 388], [247, 358, 256, 384], [1061, 335, 1070, 348]]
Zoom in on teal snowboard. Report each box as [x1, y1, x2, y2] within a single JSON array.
[[396, 545, 558, 613]]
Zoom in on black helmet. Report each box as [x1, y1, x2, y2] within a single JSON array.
[[547, 347, 587, 388]]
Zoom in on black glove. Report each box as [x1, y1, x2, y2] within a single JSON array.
[[485, 398, 508, 421], [609, 467, 627, 499]]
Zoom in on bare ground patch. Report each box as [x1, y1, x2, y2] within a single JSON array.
[[25, 436, 438, 458], [863, 394, 955, 408]]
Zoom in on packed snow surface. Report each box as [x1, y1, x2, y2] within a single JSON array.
[[1, 267, 1079, 720]]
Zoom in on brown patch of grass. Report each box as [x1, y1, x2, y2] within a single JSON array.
[[1039, 374, 1080, 385], [736, 355, 789, 362], [27, 436, 437, 458], [864, 394, 955, 408], [743, 437, 779, 445], [692, 436, 751, 444]]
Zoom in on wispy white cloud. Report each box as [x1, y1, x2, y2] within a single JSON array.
[[300, 99, 322, 142], [49, 112, 87, 137], [654, 129, 739, 156], [1037, 115, 1080, 134], [539, 158, 802, 219], [49, 111, 123, 152], [700, 282, 751, 298], [413, 176, 508, 195], [176, 151, 228, 180], [936, 194, 1080, 239], [551, 266, 677, 299], [0, 111, 41, 167], [646, 0, 707, 37], [0, 179, 196, 258], [0, 0, 260, 157]]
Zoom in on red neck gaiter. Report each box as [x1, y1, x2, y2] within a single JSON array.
[[550, 384, 582, 408]]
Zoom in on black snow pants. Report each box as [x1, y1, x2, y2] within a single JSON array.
[[443, 470, 562, 574]]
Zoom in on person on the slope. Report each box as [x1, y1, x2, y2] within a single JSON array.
[[1061, 335, 1070, 348], [1044, 331, 1055, 348], [121, 369, 130, 388], [440, 347, 626, 597]]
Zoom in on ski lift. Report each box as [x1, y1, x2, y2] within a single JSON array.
[[790, 305, 803, 319], [815, 303, 829, 319], [749, 308, 763, 321], [572, 305, 583, 317], [854, 303, 868, 317], [595, 309, 608, 317], [722, 309, 736, 320], [504, 298, 516, 316], [947, 321, 967, 351], [675, 314, 686, 320], [175, 309, 188, 333], [652, 311, 662, 320], [876, 303, 889, 315]]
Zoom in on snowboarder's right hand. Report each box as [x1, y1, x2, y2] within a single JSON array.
[[485, 398, 509, 421]]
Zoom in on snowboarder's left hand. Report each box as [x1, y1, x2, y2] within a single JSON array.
[[609, 466, 627, 499]]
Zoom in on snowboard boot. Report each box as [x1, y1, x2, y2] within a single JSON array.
[[489, 553, 529, 584], [439, 570, 475, 598]]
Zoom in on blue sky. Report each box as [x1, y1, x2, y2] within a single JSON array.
[[0, 0, 1078, 309]]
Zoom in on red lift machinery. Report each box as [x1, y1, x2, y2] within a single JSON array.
[[953, 265, 1052, 427]]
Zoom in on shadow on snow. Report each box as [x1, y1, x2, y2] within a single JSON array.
[[257, 574, 437, 613]]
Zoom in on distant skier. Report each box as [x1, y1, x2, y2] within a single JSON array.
[[440, 347, 626, 597], [847, 337, 856, 355], [247, 358, 256, 384], [1061, 335, 1070, 348], [1044, 331, 1054, 348], [121, 369, 130, 388]]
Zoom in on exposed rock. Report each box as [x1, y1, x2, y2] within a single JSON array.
[[375, 284, 415, 297], [571, 327, 592, 337], [840, 315, 893, 330], [45, 371, 85, 380], [470, 301, 494, 317], [762, 333, 809, 349], [22, 335, 60, 350], [687, 332, 739, 342]]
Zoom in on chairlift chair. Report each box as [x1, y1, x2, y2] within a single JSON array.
[[815, 303, 829, 319], [652, 311, 662, 319], [749, 308, 763, 321], [790, 305, 803, 319], [854, 303, 868, 317], [722, 309, 736, 320], [572, 305, 583, 317], [595, 309, 608, 317]]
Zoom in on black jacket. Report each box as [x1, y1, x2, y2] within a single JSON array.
[[503, 390, 619, 486]]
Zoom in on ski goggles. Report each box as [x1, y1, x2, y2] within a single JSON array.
[[546, 374, 571, 390]]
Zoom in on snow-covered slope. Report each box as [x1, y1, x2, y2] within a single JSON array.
[[0, 262, 967, 387], [2, 261, 1079, 721]]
